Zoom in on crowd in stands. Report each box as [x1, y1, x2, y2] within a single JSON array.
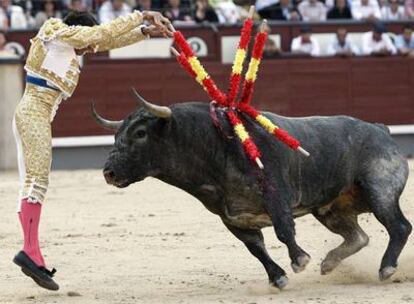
[[294, 22, 399, 55], [0, 0, 413, 58], [257, 0, 414, 21], [259, 22, 414, 56], [0, 0, 413, 30]]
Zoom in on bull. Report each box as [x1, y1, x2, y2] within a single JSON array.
[[92, 90, 412, 289]]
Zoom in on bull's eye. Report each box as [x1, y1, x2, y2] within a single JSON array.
[[136, 130, 147, 139]]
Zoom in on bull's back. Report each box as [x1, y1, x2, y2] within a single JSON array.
[[264, 113, 398, 161], [262, 113, 404, 206]]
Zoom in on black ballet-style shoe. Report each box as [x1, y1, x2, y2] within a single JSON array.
[[13, 251, 59, 291]]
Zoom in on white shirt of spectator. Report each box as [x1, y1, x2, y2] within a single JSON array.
[[395, 32, 414, 50], [380, 5, 405, 20], [298, 0, 327, 21], [99, 0, 132, 24], [0, 5, 28, 30], [361, 31, 397, 55], [406, 0, 414, 17], [351, 0, 381, 19], [326, 37, 360, 56], [255, 0, 280, 11], [291, 36, 321, 56], [324, 0, 335, 9], [215, 1, 243, 24]]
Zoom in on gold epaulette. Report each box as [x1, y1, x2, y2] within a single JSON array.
[[38, 18, 67, 42]]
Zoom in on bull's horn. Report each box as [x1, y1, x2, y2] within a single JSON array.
[[132, 87, 172, 119], [91, 103, 123, 131]]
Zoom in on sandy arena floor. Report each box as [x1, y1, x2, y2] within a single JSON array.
[[1, 161, 414, 304]]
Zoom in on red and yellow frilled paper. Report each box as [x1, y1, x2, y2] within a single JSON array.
[[172, 6, 309, 169]]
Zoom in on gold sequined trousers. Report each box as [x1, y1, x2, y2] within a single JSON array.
[[13, 83, 63, 211]]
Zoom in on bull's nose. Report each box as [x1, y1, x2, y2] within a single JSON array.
[[103, 169, 116, 184]]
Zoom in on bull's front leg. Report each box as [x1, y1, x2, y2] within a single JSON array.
[[223, 222, 289, 289], [263, 182, 311, 273]]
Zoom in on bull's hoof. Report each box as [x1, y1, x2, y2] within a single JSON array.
[[379, 266, 397, 281], [270, 275, 289, 290], [320, 258, 341, 275], [291, 254, 311, 273]]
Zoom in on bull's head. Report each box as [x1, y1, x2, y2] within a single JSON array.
[[92, 89, 172, 188]]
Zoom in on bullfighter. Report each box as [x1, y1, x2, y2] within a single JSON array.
[[12, 10, 172, 291]]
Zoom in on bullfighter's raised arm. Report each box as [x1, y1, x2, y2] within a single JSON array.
[[55, 11, 144, 51], [39, 11, 171, 53]]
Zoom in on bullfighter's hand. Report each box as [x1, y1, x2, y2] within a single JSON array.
[[142, 11, 174, 38], [141, 25, 169, 38]]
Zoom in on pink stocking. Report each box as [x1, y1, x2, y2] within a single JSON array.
[[19, 199, 46, 267]]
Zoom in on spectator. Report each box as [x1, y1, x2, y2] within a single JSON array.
[[32, 0, 65, 16], [298, 0, 327, 21], [395, 24, 414, 56], [260, 0, 301, 20], [406, 0, 414, 18], [327, 0, 352, 19], [163, 0, 193, 22], [0, 30, 18, 58], [124, 0, 138, 8], [135, 0, 163, 10], [62, 0, 93, 11], [291, 25, 321, 56], [381, 0, 405, 20], [34, 1, 63, 28], [361, 22, 397, 56], [13, 0, 34, 23], [12, 0, 29, 12], [65, 0, 89, 12], [134, 0, 152, 11], [351, 0, 381, 20], [212, 0, 245, 24], [262, 23, 281, 57], [256, 0, 280, 19], [0, 0, 28, 30], [327, 27, 359, 56], [194, 0, 219, 22], [99, 0, 132, 24]]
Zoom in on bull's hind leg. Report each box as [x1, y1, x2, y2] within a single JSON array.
[[369, 199, 411, 280], [360, 155, 412, 280], [364, 194, 412, 280], [223, 223, 289, 289], [313, 210, 369, 275]]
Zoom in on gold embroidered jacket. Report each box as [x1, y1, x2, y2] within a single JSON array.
[[25, 11, 147, 98]]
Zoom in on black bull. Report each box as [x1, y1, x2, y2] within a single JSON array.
[[93, 97, 412, 289]]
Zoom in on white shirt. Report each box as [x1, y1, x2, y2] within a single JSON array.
[[98, 1, 132, 24], [291, 36, 321, 56], [0, 5, 28, 30], [351, 0, 381, 19], [380, 6, 405, 20], [326, 37, 360, 56], [361, 31, 397, 55], [256, 0, 279, 11], [298, 0, 327, 21], [215, 1, 242, 24]]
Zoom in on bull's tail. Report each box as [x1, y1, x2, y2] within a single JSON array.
[[375, 123, 390, 135]]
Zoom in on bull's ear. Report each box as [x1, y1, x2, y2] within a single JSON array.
[[131, 88, 172, 119]]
